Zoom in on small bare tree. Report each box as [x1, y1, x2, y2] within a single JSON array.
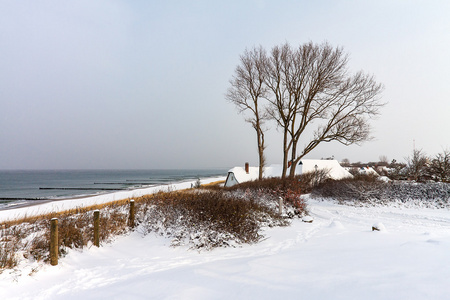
[[428, 149, 450, 182], [405, 149, 429, 181], [341, 158, 351, 167], [379, 155, 388, 165], [226, 46, 269, 180]]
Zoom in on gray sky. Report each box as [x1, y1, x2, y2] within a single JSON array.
[[1, 0, 449, 170]]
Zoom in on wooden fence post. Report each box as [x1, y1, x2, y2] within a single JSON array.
[[0, 224, 7, 241], [94, 210, 100, 247], [279, 197, 283, 215], [128, 200, 135, 228], [50, 218, 58, 266]]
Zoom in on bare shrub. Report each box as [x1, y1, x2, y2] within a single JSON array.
[[28, 232, 49, 262], [405, 149, 429, 181], [226, 174, 312, 194], [225, 175, 310, 217], [312, 178, 450, 207], [0, 240, 18, 270], [136, 191, 287, 249], [312, 177, 384, 203]]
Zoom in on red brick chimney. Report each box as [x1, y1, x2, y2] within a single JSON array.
[[245, 162, 249, 174]]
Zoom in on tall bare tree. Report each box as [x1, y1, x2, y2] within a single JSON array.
[[226, 46, 268, 180], [227, 41, 384, 180], [263, 43, 293, 178], [263, 42, 384, 177]]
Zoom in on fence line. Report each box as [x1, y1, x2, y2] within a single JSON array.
[[48, 199, 135, 266]]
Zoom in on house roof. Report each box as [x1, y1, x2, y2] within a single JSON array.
[[298, 159, 353, 180], [358, 166, 380, 176], [225, 159, 352, 187], [226, 166, 260, 185]]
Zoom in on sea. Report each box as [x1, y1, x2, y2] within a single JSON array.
[[0, 169, 228, 210]]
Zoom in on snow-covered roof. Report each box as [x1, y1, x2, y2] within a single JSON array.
[[225, 159, 352, 187], [358, 166, 379, 176], [298, 159, 353, 180], [225, 166, 260, 186]]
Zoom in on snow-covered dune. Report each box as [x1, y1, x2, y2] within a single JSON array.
[[2, 196, 450, 300]]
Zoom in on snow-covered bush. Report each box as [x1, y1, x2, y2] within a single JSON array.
[[135, 190, 289, 250], [225, 175, 310, 217], [312, 179, 450, 208]]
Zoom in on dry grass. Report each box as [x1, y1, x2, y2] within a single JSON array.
[[2, 199, 131, 227], [199, 180, 225, 188]]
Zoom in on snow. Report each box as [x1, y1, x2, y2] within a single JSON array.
[[2, 196, 450, 299], [0, 177, 226, 222], [357, 166, 380, 176], [225, 160, 351, 186], [378, 175, 391, 182]]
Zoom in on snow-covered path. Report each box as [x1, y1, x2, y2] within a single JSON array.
[[2, 198, 450, 300]]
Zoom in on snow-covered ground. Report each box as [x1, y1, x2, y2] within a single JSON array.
[[2, 196, 449, 300]]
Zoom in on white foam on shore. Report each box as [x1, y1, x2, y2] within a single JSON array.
[[0, 176, 225, 222]]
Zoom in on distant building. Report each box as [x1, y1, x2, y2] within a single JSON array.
[[224, 160, 352, 187], [358, 166, 380, 176]]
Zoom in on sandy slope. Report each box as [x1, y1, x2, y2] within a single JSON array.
[[1, 197, 450, 300]]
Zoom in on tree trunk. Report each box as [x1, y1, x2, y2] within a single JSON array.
[[257, 126, 265, 180], [281, 128, 289, 178], [289, 139, 298, 177]]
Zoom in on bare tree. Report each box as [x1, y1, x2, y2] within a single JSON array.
[[341, 158, 351, 167], [263, 43, 294, 178], [428, 149, 450, 182], [263, 42, 384, 177], [379, 155, 388, 164], [226, 46, 268, 180], [227, 42, 384, 179], [405, 148, 429, 181]]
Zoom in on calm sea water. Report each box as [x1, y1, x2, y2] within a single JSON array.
[[0, 169, 227, 209]]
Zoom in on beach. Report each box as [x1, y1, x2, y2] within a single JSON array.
[[0, 175, 226, 223]]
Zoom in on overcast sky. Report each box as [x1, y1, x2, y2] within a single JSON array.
[[1, 0, 449, 170]]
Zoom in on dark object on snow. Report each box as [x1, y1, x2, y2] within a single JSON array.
[[302, 216, 314, 223]]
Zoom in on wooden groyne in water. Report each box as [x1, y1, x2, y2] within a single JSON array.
[[0, 197, 49, 201], [39, 187, 127, 191]]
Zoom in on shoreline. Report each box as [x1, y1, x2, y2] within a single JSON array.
[[0, 183, 163, 211], [0, 176, 226, 223]]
